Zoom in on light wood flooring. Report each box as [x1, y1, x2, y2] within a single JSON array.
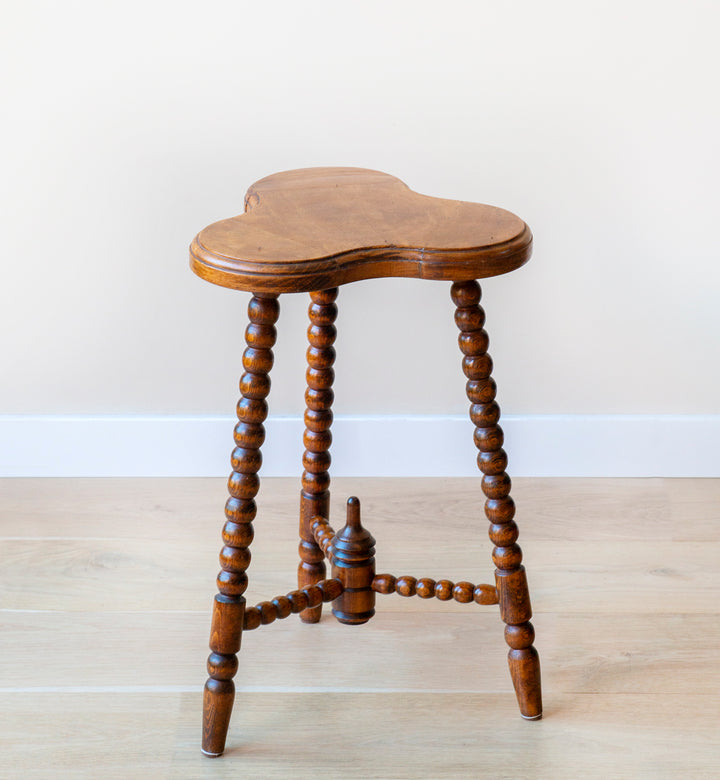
[[1, 477, 719, 779]]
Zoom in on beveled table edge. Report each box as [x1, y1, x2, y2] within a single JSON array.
[[189, 226, 533, 294]]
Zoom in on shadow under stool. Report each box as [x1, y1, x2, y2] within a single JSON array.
[[189, 167, 542, 756]]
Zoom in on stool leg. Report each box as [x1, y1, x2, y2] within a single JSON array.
[[298, 288, 338, 623], [202, 293, 279, 756], [451, 280, 542, 720]]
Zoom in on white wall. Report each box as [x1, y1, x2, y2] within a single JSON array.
[[2, 1, 719, 474]]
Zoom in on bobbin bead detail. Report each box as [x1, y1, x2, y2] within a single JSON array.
[[202, 293, 279, 757], [452, 279, 542, 721], [298, 288, 339, 623]]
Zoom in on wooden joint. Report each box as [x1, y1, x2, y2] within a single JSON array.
[[371, 574, 499, 605], [243, 578, 344, 630], [495, 566, 533, 624]]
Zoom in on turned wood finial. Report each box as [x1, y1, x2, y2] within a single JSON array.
[[345, 496, 361, 528], [330, 497, 376, 625]]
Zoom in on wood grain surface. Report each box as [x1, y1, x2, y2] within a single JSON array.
[[190, 168, 532, 293]]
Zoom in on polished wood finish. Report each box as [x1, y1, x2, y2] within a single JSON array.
[[330, 497, 377, 625], [451, 280, 542, 720], [298, 288, 338, 622], [190, 168, 532, 293], [190, 169, 542, 755], [372, 573, 499, 605], [243, 578, 344, 631], [202, 293, 279, 757], [310, 515, 337, 561]]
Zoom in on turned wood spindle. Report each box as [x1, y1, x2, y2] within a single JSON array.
[[202, 293, 279, 757], [372, 573, 499, 605], [298, 288, 339, 623], [451, 279, 542, 720], [330, 497, 376, 625], [243, 578, 345, 631], [310, 515, 337, 562]]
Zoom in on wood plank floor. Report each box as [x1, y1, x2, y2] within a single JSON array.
[[1, 477, 719, 779]]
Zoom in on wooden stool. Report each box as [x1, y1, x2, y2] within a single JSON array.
[[190, 167, 542, 756]]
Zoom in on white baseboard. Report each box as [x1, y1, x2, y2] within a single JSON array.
[[0, 414, 717, 478]]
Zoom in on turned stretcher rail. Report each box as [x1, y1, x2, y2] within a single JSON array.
[[311, 514, 499, 606], [372, 574, 498, 605], [243, 577, 344, 630], [310, 515, 337, 562]]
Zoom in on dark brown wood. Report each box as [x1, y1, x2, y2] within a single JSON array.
[[372, 573, 499, 605], [243, 578, 344, 630], [190, 168, 532, 294], [310, 515, 336, 562], [330, 497, 376, 625], [298, 288, 338, 622], [195, 169, 542, 756], [451, 279, 542, 720], [202, 293, 279, 757]]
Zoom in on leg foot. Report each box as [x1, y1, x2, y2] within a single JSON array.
[[506, 623, 543, 719], [202, 677, 235, 756]]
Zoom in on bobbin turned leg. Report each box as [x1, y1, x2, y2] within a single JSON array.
[[298, 288, 338, 623], [202, 293, 279, 756], [451, 280, 542, 720]]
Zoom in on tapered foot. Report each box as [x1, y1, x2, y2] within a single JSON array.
[[202, 678, 235, 756], [507, 638, 543, 719], [499, 572, 543, 718]]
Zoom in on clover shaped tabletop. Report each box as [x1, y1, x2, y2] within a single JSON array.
[[190, 167, 532, 294]]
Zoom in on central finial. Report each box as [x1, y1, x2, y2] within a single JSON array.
[[330, 496, 376, 625], [346, 496, 361, 528]]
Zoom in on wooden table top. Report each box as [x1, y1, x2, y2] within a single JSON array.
[[190, 167, 532, 293]]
